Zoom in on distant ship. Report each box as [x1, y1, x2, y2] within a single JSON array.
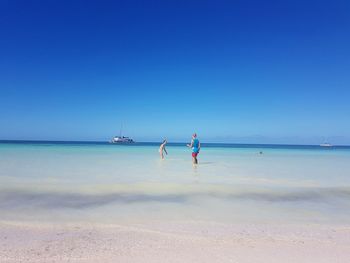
[[110, 136, 134, 143], [320, 143, 332, 147], [110, 124, 134, 144]]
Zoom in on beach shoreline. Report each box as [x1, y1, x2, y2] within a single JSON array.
[[1, 220, 350, 263]]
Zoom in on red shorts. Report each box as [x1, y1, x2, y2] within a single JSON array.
[[192, 152, 198, 157]]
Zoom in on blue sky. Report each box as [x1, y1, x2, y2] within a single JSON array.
[[1, 0, 349, 144]]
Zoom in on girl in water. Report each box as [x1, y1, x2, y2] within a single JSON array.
[[159, 139, 168, 159]]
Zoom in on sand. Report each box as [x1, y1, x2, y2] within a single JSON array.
[[1, 220, 350, 263]]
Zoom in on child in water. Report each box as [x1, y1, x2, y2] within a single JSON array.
[[159, 139, 168, 159]]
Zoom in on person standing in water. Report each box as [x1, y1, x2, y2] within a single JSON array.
[[159, 139, 168, 159], [187, 133, 200, 164]]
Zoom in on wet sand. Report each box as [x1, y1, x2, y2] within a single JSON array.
[[1, 221, 350, 263]]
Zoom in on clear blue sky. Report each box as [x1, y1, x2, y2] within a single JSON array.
[[1, 0, 349, 144]]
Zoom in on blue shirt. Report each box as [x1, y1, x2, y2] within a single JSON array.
[[192, 138, 200, 153]]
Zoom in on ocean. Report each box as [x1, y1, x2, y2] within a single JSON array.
[[1, 141, 350, 224]]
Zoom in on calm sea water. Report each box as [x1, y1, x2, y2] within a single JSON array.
[[0, 141, 350, 224]]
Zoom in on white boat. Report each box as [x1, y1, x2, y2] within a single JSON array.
[[111, 136, 134, 143], [110, 124, 134, 143], [320, 143, 332, 147]]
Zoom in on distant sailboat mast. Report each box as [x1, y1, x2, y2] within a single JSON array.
[[119, 123, 123, 137]]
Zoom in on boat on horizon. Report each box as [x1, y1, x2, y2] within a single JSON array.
[[110, 136, 134, 143], [320, 142, 333, 147], [110, 124, 134, 144]]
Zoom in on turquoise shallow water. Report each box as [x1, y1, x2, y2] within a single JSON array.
[[0, 142, 350, 224]]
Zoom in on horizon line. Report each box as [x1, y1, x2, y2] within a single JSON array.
[[0, 139, 349, 147]]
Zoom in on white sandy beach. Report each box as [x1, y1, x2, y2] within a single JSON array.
[[1, 220, 350, 263]]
